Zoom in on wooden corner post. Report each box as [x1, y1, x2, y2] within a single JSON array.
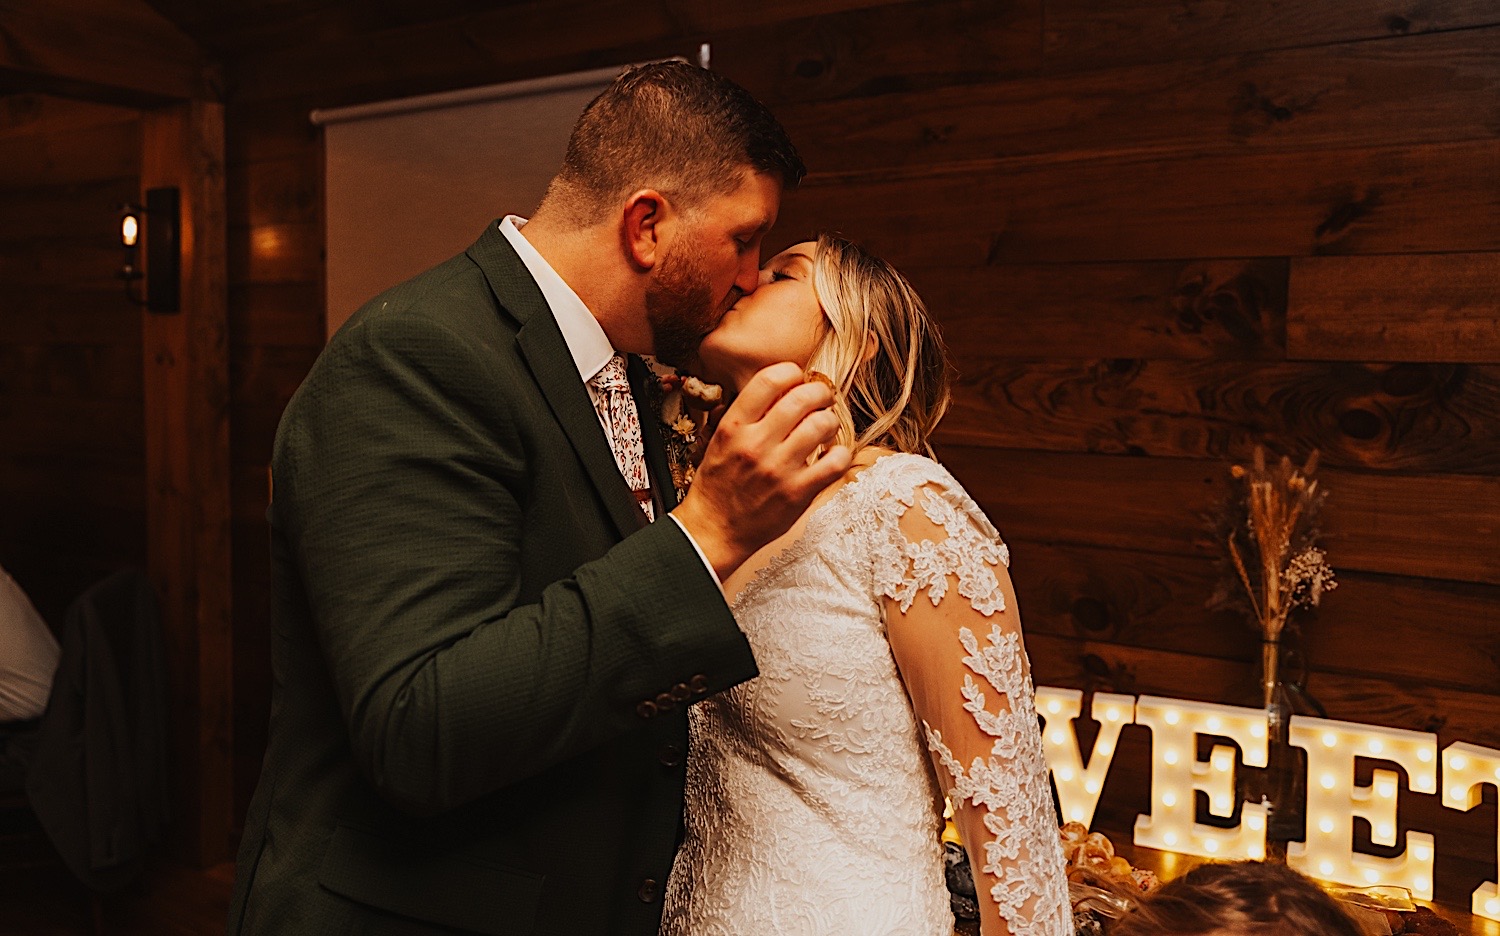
[[140, 99, 234, 868]]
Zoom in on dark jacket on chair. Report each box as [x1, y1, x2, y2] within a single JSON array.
[[25, 569, 170, 892]]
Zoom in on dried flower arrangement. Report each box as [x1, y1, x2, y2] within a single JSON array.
[[1209, 446, 1338, 645]]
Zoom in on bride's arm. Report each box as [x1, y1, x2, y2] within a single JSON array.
[[882, 482, 1072, 936]]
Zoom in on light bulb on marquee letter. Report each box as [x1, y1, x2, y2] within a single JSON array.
[[1440, 741, 1500, 921], [1288, 716, 1437, 900], [1133, 695, 1268, 860], [1035, 687, 1135, 828]]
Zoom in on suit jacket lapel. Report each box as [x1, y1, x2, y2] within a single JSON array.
[[628, 354, 678, 513], [468, 223, 645, 539]]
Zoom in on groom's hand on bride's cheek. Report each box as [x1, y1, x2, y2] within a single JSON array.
[[671, 361, 852, 582]]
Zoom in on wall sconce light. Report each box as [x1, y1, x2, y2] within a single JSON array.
[[117, 187, 180, 312]]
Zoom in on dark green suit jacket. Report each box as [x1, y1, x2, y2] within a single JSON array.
[[227, 222, 757, 935]]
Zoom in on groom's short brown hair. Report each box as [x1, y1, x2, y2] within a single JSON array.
[[543, 60, 805, 223]]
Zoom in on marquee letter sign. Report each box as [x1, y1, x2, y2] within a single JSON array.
[[1033, 687, 1500, 919]]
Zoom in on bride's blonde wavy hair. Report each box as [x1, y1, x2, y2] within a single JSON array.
[[800, 234, 951, 457]]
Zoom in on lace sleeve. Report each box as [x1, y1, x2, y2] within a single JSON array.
[[879, 475, 1072, 936]]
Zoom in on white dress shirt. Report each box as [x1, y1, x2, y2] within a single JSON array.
[[0, 565, 59, 722], [499, 217, 720, 586]]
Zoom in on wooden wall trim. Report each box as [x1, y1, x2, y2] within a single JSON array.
[[141, 99, 233, 867], [0, 0, 219, 105]]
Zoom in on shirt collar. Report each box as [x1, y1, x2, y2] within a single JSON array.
[[499, 215, 615, 384]]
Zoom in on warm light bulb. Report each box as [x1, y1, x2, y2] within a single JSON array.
[[1322, 732, 1338, 748], [1246, 814, 1264, 831], [1414, 844, 1432, 862], [1214, 795, 1231, 812], [1046, 698, 1063, 715], [1206, 716, 1222, 733], [1058, 767, 1076, 783], [1250, 722, 1266, 739], [1450, 753, 1469, 771], [1368, 739, 1384, 755], [1163, 749, 1180, 765], [1320, 860, 1335, 876], [1377, 823, 1393, 840], [1364, 869, 1381, 884], [1249, 842, 1265, 860], [1163, 832, 1178, 847], [1320, 773, 1336, 790], [1162, 792, 1177, 808], [1449, 784, 1466, 801], [1050, 729, 1066, 745], [1319, 817, 1335, 834], [1085, 778, 1101, 795], [1212, 751, 1233, 773], [1415, 877, 1431, 895], [1417, 747, 1433, 763], [1203, 839, 1219, 854], [1376, 781, 1396, 799], [1070, 806, 1086, 822], [1105, 708, 1121, 722], [1164, 710, 1181, 725], [1485, 896, 1500, 916], [1098, 741, 1114, 756], [121, 213, 139, 247]]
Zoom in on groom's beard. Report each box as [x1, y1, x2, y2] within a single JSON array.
[[647, 247, 738, 368]]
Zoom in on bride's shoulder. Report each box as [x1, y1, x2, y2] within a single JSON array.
[[854, 450, 960, 493]]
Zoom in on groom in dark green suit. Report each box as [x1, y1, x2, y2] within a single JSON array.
[[227, 62, 851, 935]]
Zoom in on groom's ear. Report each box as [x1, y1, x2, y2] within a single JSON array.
[[622, 189, 671, 271]]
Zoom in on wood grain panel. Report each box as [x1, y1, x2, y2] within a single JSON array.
[[940, 360, 1500, 474], [938, 445, 1500, 585], [0, 177, 139, 242], [0, 0, 213, 103], [0, 116, 140, 188], [0, 394, 143, 461], [0, 240, 125, 288], [1288, 253, 1500, 363], [0, 343, 141, 398], [230, 344, 318, 410], [716, 0, 1042, 107], [776, 139, 1500, 265], [227, 155, 317, 228], [910, 258, 1287, 361], [227, 0, 906, 102], [781, 28, 1500, 172], [229, 282, 323, 348], [0, 286, 140, 344], [1042, 0, 1500, 72], [1011, 542, 1500, 694], [228, 221, 320, 285], [0, 93, 141, 140]]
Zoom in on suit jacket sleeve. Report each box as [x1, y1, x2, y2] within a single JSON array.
[[271, 305, 755, 817]]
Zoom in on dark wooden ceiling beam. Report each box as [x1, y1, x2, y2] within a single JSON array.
[[0, 0, 220, 104]]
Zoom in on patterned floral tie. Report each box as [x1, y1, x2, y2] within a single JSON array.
[[589, 354, 655, 521]]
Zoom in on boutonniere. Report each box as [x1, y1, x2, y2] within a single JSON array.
[[642, 357, 721, 503]]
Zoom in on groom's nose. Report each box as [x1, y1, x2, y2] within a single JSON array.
[[734, 252, 761, 296]]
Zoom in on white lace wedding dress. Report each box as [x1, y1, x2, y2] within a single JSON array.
[[662, 453, 1071, 936]]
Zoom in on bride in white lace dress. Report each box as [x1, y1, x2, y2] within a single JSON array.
[[661, 236, 1072, 936]]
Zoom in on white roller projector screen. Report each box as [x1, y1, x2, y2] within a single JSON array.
[[313, 65, 626, 338]]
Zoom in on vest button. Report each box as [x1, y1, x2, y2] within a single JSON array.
[[657, 743, 683, 768], [637, 878, 660, 903], [635, 700, 658, 719]]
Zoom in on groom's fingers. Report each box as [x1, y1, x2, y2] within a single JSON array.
[[721, 362, 807, 429], [778, 406, 842, 462]]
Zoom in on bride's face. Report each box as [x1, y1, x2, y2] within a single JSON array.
[[695, 242, 826, 393]]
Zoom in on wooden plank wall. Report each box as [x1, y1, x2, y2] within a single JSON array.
[[219, 0, 1500, 900], [0, 93, 145, 625]]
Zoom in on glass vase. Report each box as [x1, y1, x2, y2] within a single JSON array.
[[1256, 636, 1307, 862]]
